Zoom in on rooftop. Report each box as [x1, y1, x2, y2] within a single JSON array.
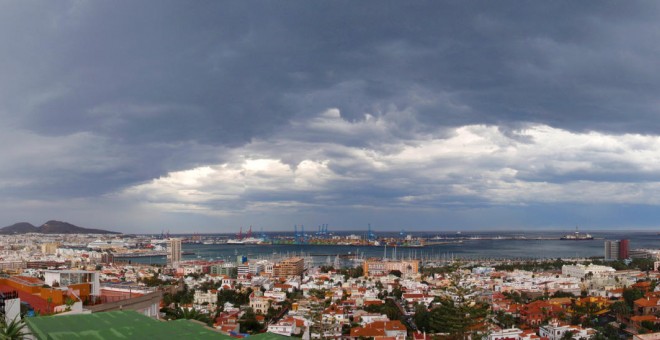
[[25, 310, 291, 339], [26, 311, 217, 339]]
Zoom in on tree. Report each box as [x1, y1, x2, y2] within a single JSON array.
[[560, 330, 575, 340], [266, 306, 278, 321], [391, 287, 403, 299], [494, 310, 515, 329], [174, 307, 211, 325], [413, 304, 430, 332], [239, 308, 263, 334], [551, 291, 575, 298], [623, 288, 643, 309], [428, 297, 488, 339], [609, 301, 630, 322], [364, 299, 402, 321]]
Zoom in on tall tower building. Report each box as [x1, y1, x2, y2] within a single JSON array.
[[604, 240, 619, 261], [619, 239, 629, 259], [604, 239, 629, 261], [167, 238, 182, 268]]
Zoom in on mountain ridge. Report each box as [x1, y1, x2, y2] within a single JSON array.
[[0, 220, 120, 234]]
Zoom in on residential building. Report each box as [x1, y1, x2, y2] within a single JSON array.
[[561, 264, 615, 278], [539, 319, 595, 340], [43, 270, 101, 296], [194, 289, 218, 305], [349, 320, 407, 340], [605, 239, 629, 260], [249, 291, 272, 314], [634, 296, 660, 316], [209, 263, 235, 276], [363, 259, 419, 277], [40, 243, 59, 255], [273, 257, 305, 278], [166, 238, 182, 268]]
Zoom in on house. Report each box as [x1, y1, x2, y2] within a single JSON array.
[[519, 300, 562, 327], [193, 289, 217, 305], [349, 320, 407, 340], [539, 319, 595, 340], [489, 328, 541, 340], [402, 293, 434, 307], [249, 291, 272, 314], [322, 304, 347, 324], [630, 315, 660, 331], [635, 296, 660, 316], [268, 316, 305, 336]]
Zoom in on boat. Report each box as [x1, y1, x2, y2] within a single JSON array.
[[226, 237, 264, 245], [226, 226, 265, 245], [560, 227, 593, 240]]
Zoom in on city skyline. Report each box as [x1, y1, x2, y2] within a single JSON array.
[[3, 2, 660, 233]]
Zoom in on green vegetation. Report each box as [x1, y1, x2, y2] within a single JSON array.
[[338, 266, 364, 279], [165, 307, 212, 326], [364, 299, 403, 321], [428, 297, 489, 338], [413, 303, 431, 332], [239, 307, 264, 334], [162, 285, 195, 306], [217, 287, 252, 308], [592, 324, 624, 340], [307, 288, 327, 300], [388, 270, 402, 278], [140, 273, 171, 287], [622, 287, 644, 309], [0, 317, 27, 340]]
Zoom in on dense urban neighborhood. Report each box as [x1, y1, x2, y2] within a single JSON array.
[[0, 233, 658, 339]]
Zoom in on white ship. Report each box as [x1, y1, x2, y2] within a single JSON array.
[[226, 237, 264, 245], [226, 226, 265, 244], [560, 227, 593, 240]]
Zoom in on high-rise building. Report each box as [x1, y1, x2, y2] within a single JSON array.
[[619, 239, 629, 259], [605, 239, 629, 260], [272, 257, 305, 278], [167, 238, 182, 268]]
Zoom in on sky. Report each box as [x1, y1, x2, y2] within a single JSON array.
[[2, 1, 660, 233]]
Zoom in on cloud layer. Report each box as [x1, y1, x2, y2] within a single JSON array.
[[2, 2, 660, 231], [120, 110, 660, 230]]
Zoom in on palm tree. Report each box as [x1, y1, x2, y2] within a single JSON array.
[[174, 307, 211, 325], [0, 316, 27, 340]]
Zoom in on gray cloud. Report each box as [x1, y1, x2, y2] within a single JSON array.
[[2, 1, 660, 230]]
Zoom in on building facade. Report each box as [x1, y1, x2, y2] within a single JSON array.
[[273, 257, 305, 278], [363, 259, 419, 277], [605, 239, 629, 260], [166, 238, 182, 268]]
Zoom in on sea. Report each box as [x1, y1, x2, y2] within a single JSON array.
[[122, 230, 660, 266]]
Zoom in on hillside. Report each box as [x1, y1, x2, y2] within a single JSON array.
[[0, 222, 39, 234], [0, 220, 120, 234]]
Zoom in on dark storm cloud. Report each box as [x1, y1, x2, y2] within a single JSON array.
[[3, 1, 660, 230], [6, 2, 660, 143]]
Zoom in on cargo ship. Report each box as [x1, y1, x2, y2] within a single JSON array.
[[560, 227, 593, 240]]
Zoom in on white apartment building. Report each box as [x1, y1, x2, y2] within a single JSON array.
[[539, 320, 595, 340], [561, 264, 615, 278]]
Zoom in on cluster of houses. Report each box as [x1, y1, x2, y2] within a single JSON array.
[[18, 250, 660, 339]]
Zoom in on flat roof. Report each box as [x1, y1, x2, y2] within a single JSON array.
[[43, 270, 96, 274], [25, 310, 292, 339], [25, 311, 224, 339]]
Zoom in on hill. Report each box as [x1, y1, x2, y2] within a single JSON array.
[[0, 222, 39, 234], [0, 220, 120, 235]]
